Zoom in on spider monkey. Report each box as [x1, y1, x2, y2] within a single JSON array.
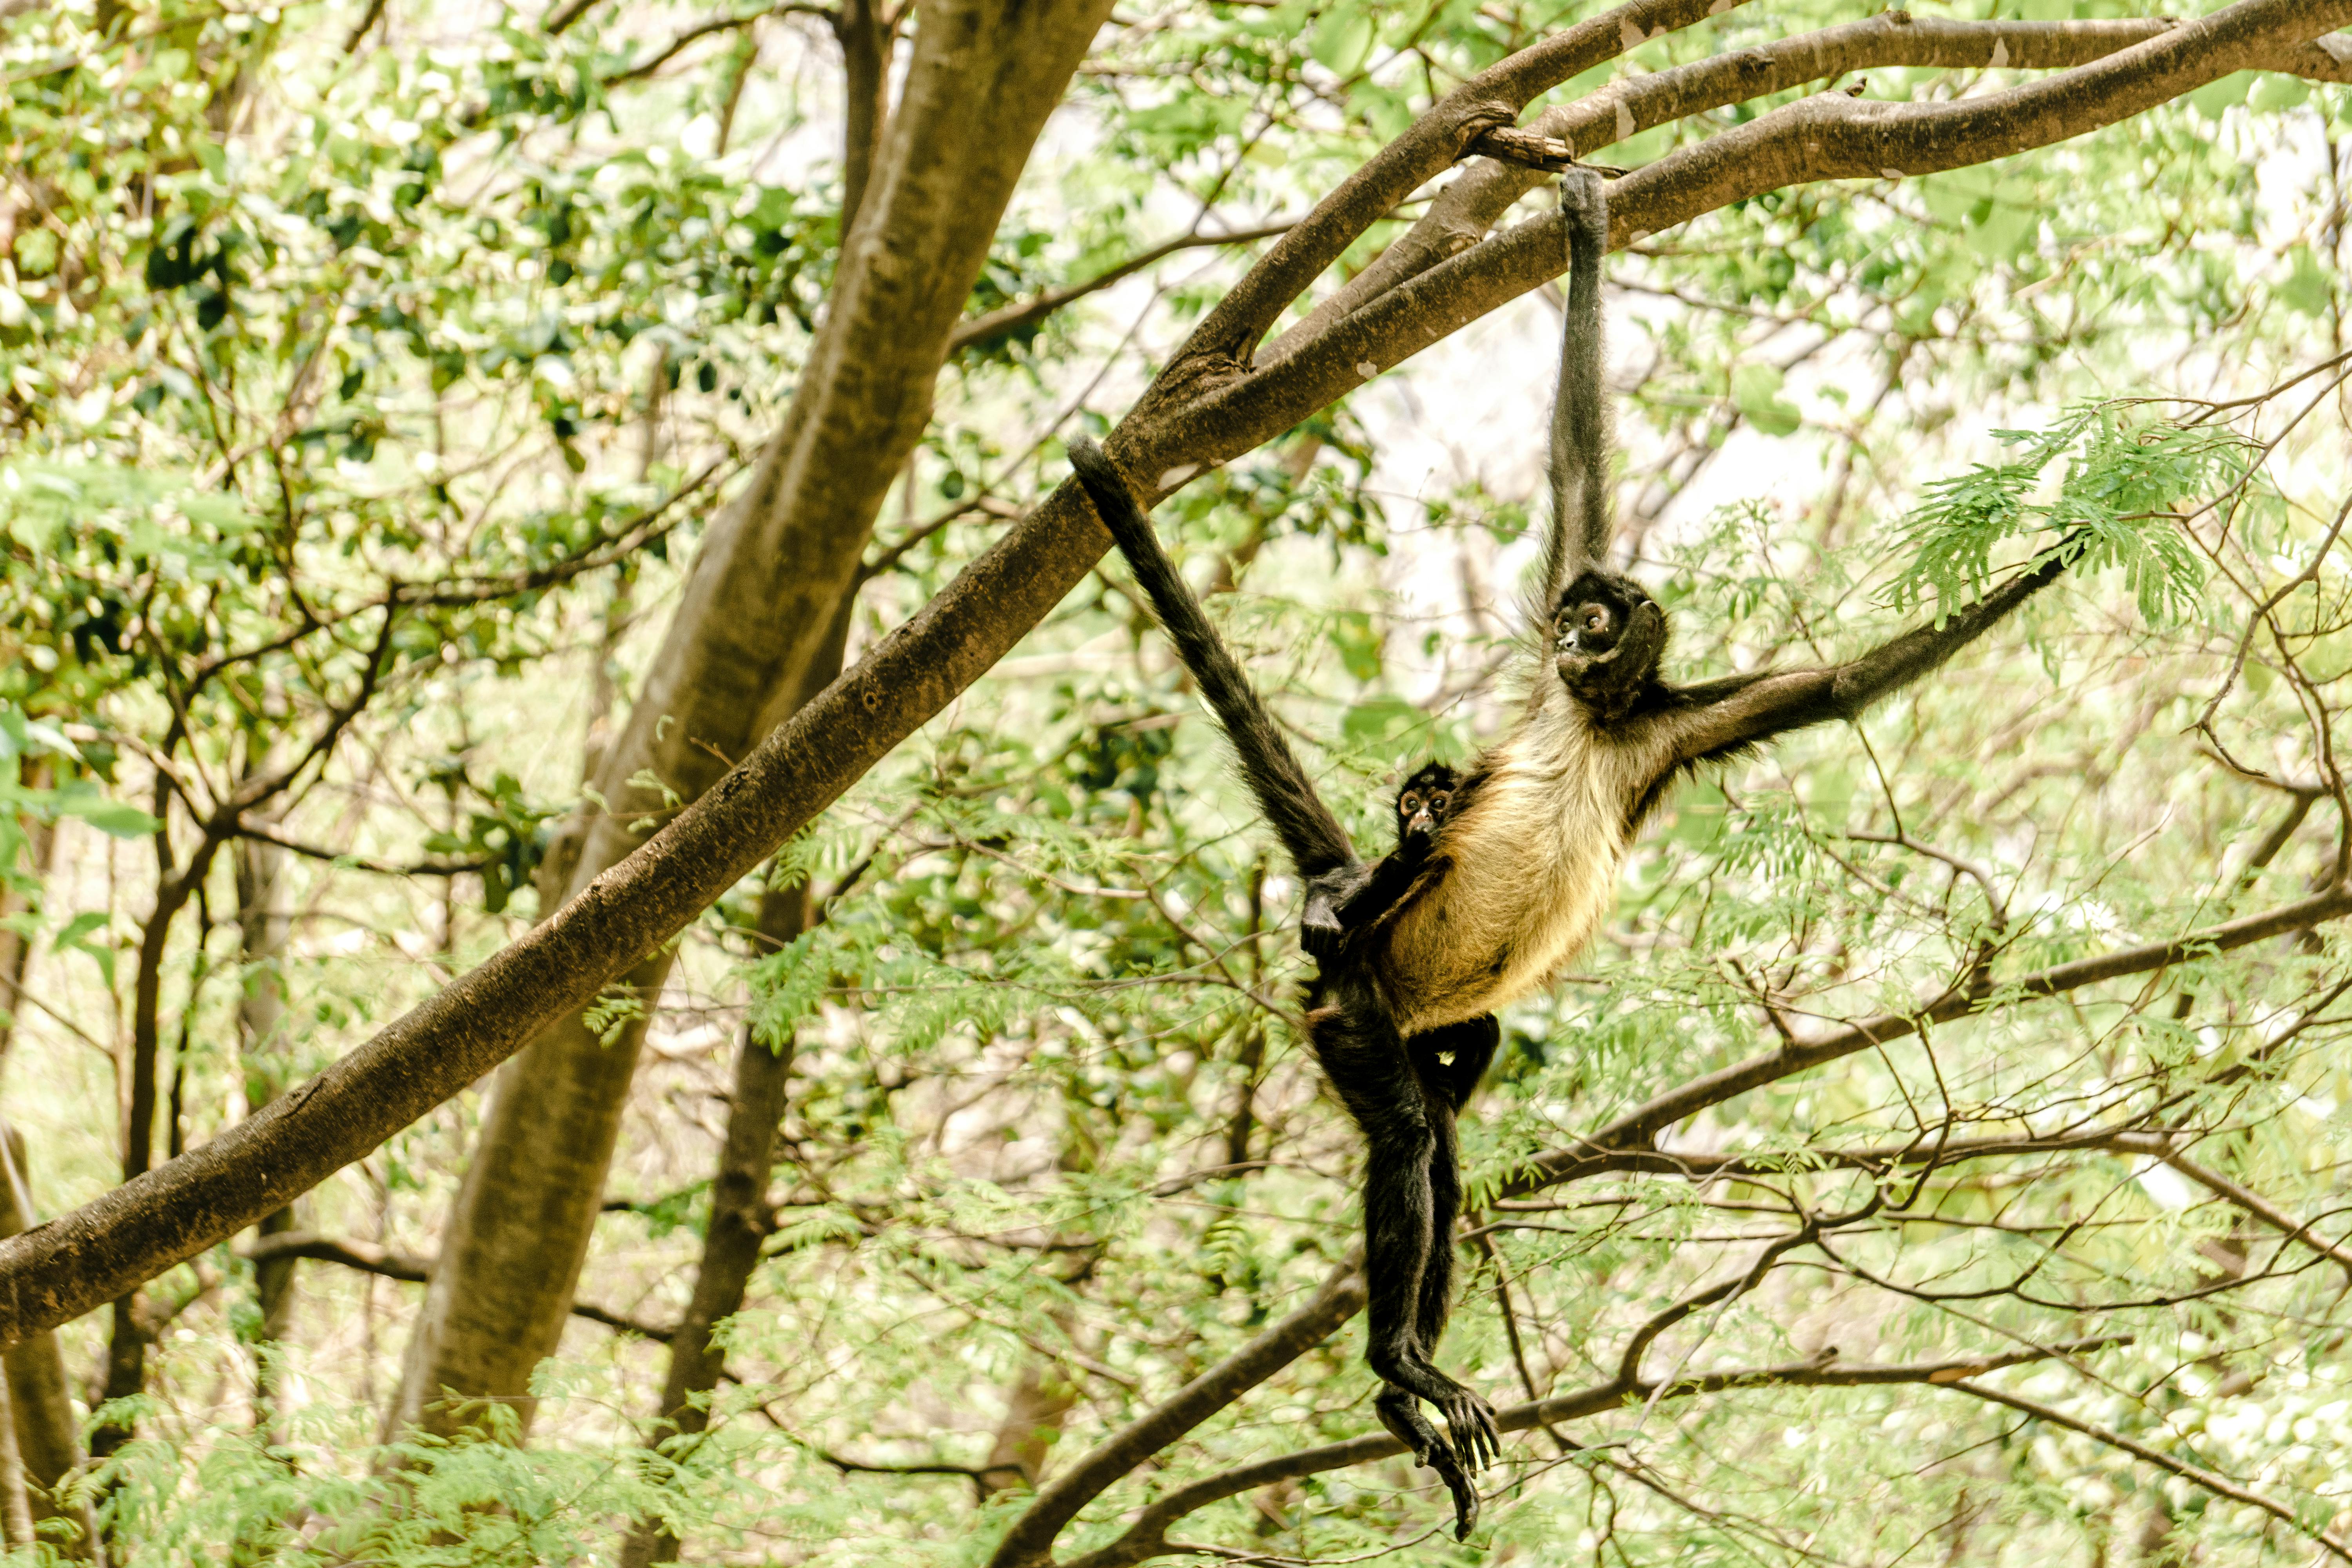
[[1302, 760, 1495, 1528], [1067, 166, 2075, 1537], [1302, 761, 1460, 960]]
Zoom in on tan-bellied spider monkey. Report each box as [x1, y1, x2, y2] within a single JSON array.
[[1068, 167, 2075, 1540]]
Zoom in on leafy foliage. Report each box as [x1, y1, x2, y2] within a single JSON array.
[[5, 0, 2352, 1565]]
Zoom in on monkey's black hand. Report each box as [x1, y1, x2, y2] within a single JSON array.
[[1299, 868, 1358, 961], [1376, 1386, 1481, 1539], [1437, 1384, 1501, 1472], [1301, 906, 1345, 961]]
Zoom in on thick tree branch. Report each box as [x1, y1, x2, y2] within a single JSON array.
[[4, 0, 2341, 1349], [1158, 0, 1748, 383], [1052, 1341, 2123, 1568], [1274, 14, 2352, 358], [1600, 1, 2352, 249]]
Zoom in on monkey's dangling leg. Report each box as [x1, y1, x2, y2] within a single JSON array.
[[1307, 975, 1501, 1477]]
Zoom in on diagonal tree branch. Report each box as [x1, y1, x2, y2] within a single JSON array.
[[985, 1262, 1367, 1568], [1153, 0, 1750, 386], [1050, 1341, 2125, 1568], [1272, 15, 2352, 359], [949, 222, 1296, 353], [2, 0, 2342, 1351]]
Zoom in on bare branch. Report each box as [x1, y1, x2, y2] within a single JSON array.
[[1950, 1380, 2352, 1561], [987, 1263, 1367, 1568], [238, 1231, 673, 1339], [1159, 0, 1749, 380], [1510, 882, 2352, 1197], [949, 223, 1295, 352], [1274, 14, 2352, 360], [232, 824, 492, 880], [603, 1, 838, 87], [1058, 1341, 2125, 1568]]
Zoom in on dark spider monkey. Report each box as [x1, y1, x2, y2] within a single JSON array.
[[1301, 761, 1460, 960], [1067, 166, 2075, 1538], [1301, 759, 1495, 1529]]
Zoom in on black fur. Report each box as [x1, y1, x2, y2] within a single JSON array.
[[1063, 160, 2075, 1540], [1068, 437, 1353, 881], [1541, 168, 1613, 605], [1067, 437, 1500, 1535]]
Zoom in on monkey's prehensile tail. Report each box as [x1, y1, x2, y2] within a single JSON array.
[[1067, 436, 1357, 880], [1540, 167, 1613, 608]]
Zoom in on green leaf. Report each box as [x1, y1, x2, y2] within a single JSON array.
[[54, 791, 161, 839], [54, 909, 116, 987], [2250, 74, 2310, 114], [2279, 246, 2333, 318], [1328, 609, 1382, 681], [2185, 72, 2254, 120], [1341, 697, 1421, 748], [1731, 363, 1802, 437], [1310, 10, 1375, 76]]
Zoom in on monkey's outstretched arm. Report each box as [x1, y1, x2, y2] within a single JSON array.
[[1659, 539, 2076, 767], [1538, 168, 1613, 610], [1068, 436, 1357, 880]]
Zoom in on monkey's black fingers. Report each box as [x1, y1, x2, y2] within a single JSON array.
[[1439, 1388, 1501, 1470], [1299, 914, 1344, 961]]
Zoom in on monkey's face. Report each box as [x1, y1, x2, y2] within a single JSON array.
[[1552, 570, 1665, 713], [1396, 764, 1457, 850]]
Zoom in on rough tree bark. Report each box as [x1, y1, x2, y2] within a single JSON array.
[[382, 0, 1117, 1442], [3, 0, 2347, 1355]]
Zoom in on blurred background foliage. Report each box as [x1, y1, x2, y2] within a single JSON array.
[[4, 0, 2352, 1562]]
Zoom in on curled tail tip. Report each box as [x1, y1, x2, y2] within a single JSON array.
[[1066, 432, 1124, 493]]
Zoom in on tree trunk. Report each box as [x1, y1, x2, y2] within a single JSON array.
[[235, 830, 298, 1342], [384, 0, 1115, 1442], [0, 1375, 30, 1550], [619, 602, 852, 1568], [0, 1127, 94, 1559]]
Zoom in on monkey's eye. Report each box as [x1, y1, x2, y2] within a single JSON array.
[[1401, 793, 1422, 814], [1428, 792, 1450, 813], [1580, 606, 1610, 635]]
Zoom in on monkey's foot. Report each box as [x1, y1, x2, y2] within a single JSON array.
[[1435, 1382, 1500, 1472], [1375, 1385, 1481, 1539]]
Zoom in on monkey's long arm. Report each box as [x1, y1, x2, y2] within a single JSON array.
[[1336, 853, 1435, 927], [1658, 539, 2076, 768], [1067, 436, 1357, 880], [1539, 168, 1613, 608]]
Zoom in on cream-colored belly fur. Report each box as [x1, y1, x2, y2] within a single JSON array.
[[1381, 710, 1650, 1036]]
